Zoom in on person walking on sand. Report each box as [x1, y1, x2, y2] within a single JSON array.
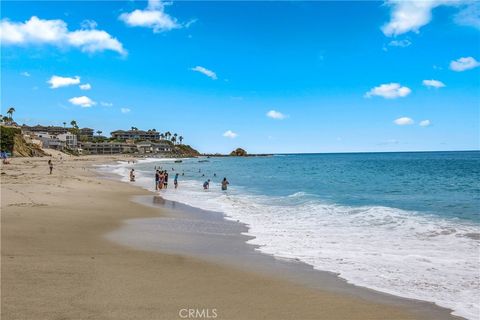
[[203, 179, 210, 190], [221, 177, 229, 191], [48, 160, 53, 174], [130, 169, 135, 182], [174, 173, 179, 189]]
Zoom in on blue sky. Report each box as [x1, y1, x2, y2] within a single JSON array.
[[1, 1, 479, 153]]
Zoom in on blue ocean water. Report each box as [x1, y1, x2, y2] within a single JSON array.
[[106, 151, 480, 319], [155, 151, 480, 222]]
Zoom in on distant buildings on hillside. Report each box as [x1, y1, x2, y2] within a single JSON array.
[[19, 125, 180, 155]]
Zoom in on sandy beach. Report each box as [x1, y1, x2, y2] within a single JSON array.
[[1, 155, 459, 320]]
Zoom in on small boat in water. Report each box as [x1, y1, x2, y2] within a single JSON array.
[[174, 160, 182, 163]]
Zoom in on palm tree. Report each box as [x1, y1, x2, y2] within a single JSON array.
[[63, 122, 66, 128], [131, 126, 138, 131], [160, 133, 165, 140], [165, 131, 171, 141], [7, 107, 15, 121], [171, 136, 176, 144], [70, 120, 78, 128], [96, 130, 102, 136], [179, 136, 183, 145]]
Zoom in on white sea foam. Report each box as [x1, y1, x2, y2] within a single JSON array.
[[106, 161, 480, 320]]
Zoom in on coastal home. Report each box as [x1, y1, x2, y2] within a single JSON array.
[[22, 125, 94, 140], [136, 141, 172, 154], [31, 132, 78, 150], [111, 129, 160, 141], [81, 142, 137, 155]]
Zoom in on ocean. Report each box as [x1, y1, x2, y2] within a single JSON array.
[[103, 151, 480, 320]]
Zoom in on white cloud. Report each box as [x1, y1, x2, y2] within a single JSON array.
[[449, 56, 480, 71], [422, 79, 446, 88], [79, 83, 91, 90], [394, 117, 414, 125], [419, 120, 431, 127], [364, 83, 411, 99], [20, 71, 31, 77], [48, 75, 80, 89], [0, 16, 126, 55], [381, 1, 475, 37], [120, 108, 131, 114], [119, 0, 182, 33], [68, 96, 96, 108], [266, 110, 287, 120], [388, 39, 412, 47], [223, 130, 238, 139], [191, 66, 217, 80], [100, 101, 113, 107], [455, 3, 480, 29]]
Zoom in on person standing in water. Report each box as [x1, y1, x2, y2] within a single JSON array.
[[203, 179, 210, 190], [48, 160, 53, 174], [155, 170, 160, 190], [164, 171, 169, 189], [130, 169, 135, 182], [221, 177, 229, 191], [174, 173, 179, 189]]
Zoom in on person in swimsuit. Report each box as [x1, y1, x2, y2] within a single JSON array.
[[221, 177, 229, 191], [203, 179, 210, 190], [155, 170, 160, 190], [130, 169, 135, 182], [164, 171, 169, 188], [174, 173, 179, 189], [48, 160, 53, 174]]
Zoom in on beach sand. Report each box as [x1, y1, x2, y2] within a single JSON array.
[[1, 155, 456, 320]]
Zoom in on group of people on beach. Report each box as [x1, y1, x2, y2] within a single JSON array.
[[155, 170, 180, 190]]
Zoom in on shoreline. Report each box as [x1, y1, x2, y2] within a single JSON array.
[[107, 194, 460, 320], [1, 155, 462, 319]]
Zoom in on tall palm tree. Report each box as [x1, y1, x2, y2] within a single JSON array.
[[160, 133, 165, 140], [63, 122, 66, 128], [179, 136, 183, 145], [165, 131, 171, 141], [171, 136, 176, 144], [7, 107, 15, 121], [70, 120, 78, 128], [96, 130, 102, 136]]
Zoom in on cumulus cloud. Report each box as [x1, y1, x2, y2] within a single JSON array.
[[191, 66, 217, 80], [422, 79, 446, 88], [223, 130, 238, 139], [68, 96, 96, 108], [449, 56, 480, 71], [381, 1, 476, 37], [48, 75, 80, 89], [266, 110, 287, 120], [0, 16, 126, 55], [419, 120, 431, 127], [119, 0, 183, 33], [79, 83, 91, 90], [394, 117, 414, 125], [364, 83, 411, 99], [120, 108, 131, 113]]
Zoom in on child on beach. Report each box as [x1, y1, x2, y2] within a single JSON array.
[[203, 179, 210, 190], [48, 160, 53, 174], [221, 177, 229, 191], [174, 173, 179, 189]]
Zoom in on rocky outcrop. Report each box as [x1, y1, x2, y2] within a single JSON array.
[[1, 126, 48, 157], [230, 148, 247, 156]]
